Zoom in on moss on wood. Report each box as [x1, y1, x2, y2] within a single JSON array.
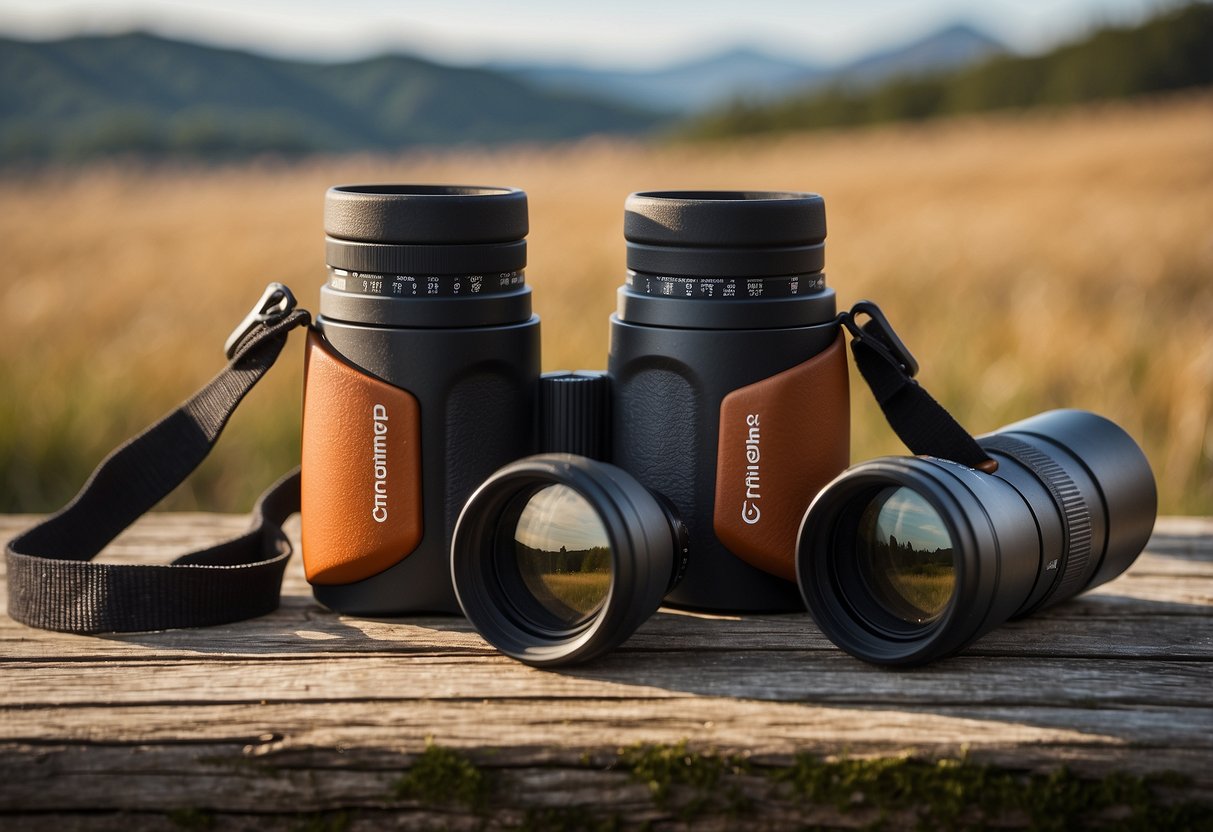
[[392, 738, 489, 809], [169, 740, 1213, 829]]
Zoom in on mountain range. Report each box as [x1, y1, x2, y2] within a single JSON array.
[[493, 24, 1006, 113], [0, 32, 658, 161], [683, 3, 1212, 139], [0, 23, 1005, 163]]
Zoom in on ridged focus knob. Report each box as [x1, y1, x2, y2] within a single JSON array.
[[539, 372, 611, 460]]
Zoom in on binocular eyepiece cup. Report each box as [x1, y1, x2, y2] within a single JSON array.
[[618, 190, 835, 329], [796, 409, 1157, 667], [326, 183, 527, 241], [321, 184, 533, 328]]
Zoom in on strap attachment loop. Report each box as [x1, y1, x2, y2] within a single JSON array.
[[838, 300, 919, 378], [837, 300, 998, 474], [225, 282, 298, 359]]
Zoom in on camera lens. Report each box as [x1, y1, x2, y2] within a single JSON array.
[[797, 410, 1157, 666], [507, 484, 613, 630], [855, 486, 955, 626], [452, 454, 688, 666]]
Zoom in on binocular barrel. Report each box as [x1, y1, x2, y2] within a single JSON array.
[[302, 185, 541, 615], [611, 190, 847, 611]]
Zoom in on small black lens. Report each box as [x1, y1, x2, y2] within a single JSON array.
[[855, 486, 956, 626], [452, 454, 684, 666], [798, 410, 1156, 666]]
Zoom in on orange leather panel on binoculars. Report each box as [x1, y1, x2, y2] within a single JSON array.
[[301, 330, 423, 585], [713, 332, 850, 581]]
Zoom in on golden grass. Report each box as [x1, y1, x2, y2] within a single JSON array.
[[879, 569, 955, 619], [529, 572, 613, 618], [2, 93, 1210, 514]]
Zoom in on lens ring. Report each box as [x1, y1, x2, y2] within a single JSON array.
[[979, 434, 1094, 604], [318, 183, 534, 329], [452, 454, 676, 666], [325, 184, 528, 244], [624, 191, 826, 248]]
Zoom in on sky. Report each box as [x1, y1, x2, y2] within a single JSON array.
[[0, 0, 1167, 69], [514, 485, 611, 554], [872, 488, 953, 554]]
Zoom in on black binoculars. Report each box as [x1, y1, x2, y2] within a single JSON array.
[[299, 185, 1156, 667]]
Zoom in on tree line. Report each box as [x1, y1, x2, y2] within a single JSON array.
[[683, 3, 1213, 139]]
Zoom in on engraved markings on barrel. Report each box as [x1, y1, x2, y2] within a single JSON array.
[[372, 404, 389, 523], [623, 273, 824, 299], [328, 270, 522, 296], [743, 413, 762, 525]]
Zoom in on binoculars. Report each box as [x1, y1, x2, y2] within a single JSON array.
[[299, 185, 1157, 667]]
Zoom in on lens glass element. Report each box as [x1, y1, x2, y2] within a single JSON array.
[[856, 487, 955, 624], [511, 485, 612, 629]]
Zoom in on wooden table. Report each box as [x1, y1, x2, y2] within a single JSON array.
[[2, 514, 1210, 830]]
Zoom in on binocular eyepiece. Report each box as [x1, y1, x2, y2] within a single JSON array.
[[322, 184, 531, 326], [300, 184, 1158, 669]]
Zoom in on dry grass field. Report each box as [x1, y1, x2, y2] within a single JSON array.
[[1, 93, 1210, 515]]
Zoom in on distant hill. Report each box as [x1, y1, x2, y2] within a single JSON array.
[[493, 47, 826, 113], [0, 32, 662, 163], [836, 24, 1005, 86], [494, 24, 1005, 113], [683, 3, 1213, 138]]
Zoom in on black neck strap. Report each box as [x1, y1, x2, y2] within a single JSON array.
[[839, 300, 998, 474], [4, 287, 993, 634], [6, 285, 310, 633]]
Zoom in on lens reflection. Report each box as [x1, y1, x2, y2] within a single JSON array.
[[513, 484, 612, 628], [857, 486, 955, 624]]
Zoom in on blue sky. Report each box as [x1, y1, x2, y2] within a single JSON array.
[[0, 0, 1164, 68], [874, 488, 953, 554]]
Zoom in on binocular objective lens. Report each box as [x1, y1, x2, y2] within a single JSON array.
[[855, 487, 956, 626], [510, 484, 613, 629]]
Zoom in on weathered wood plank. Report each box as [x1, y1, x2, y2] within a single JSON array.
[[4, 699, 1210, 754], [3, 736, 1211, 816], [4, 653, 1211, 708], [1, 515, 1210, 663], [2, 605, 1210, 660], [1, 513, 1211, 825]]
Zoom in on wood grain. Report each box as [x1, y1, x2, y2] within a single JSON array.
[[1, 514, 1210, 828]]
